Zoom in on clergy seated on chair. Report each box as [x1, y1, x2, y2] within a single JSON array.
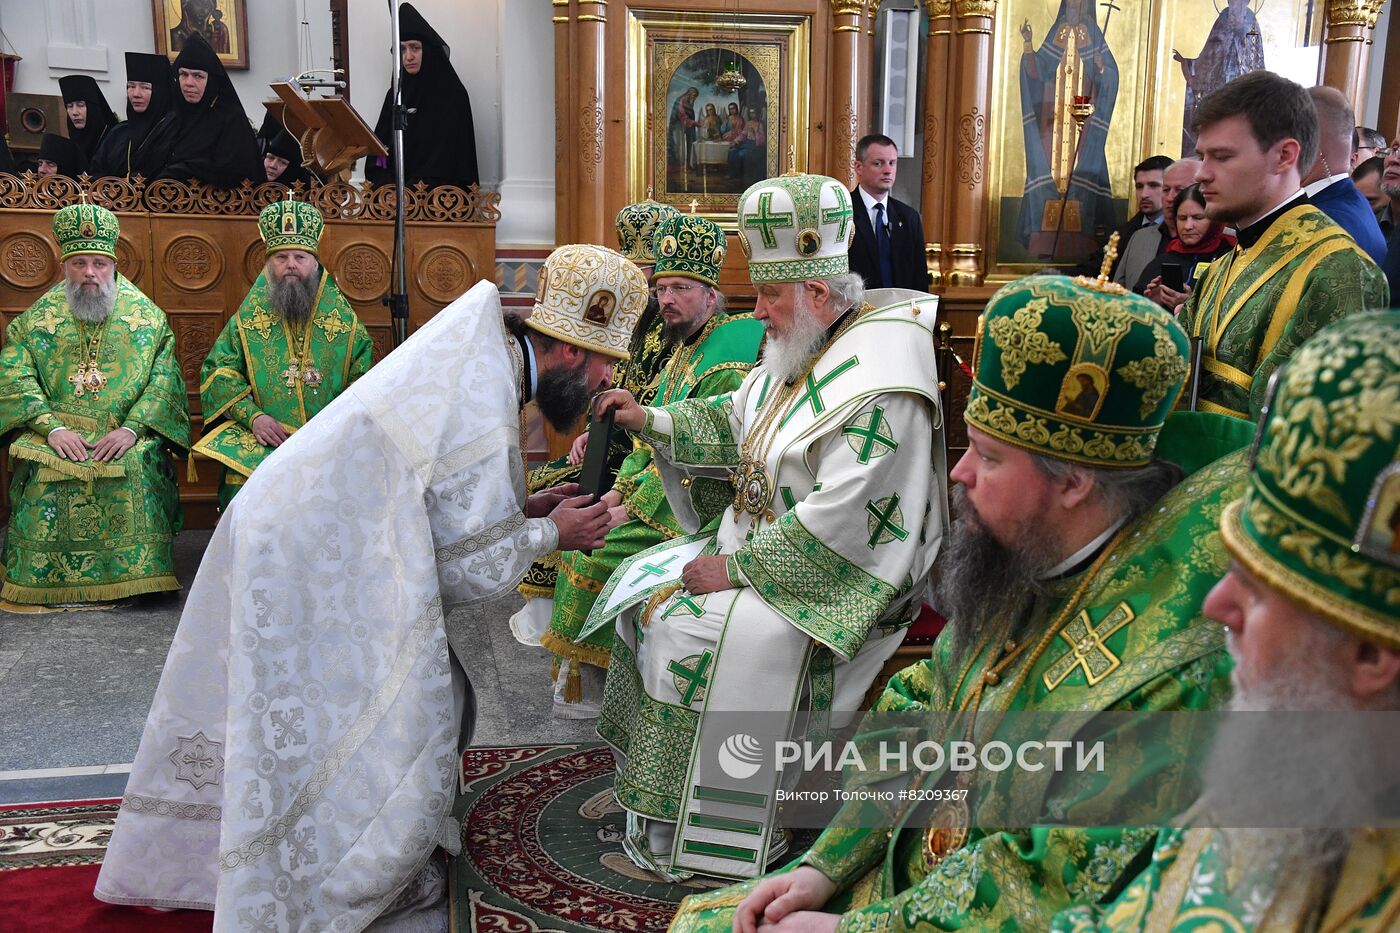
[[94, 245, 647, 931], [670, 273, 1253, 932], [1179, 69, 1388, 422], [194, 199, 373, 511], [1048, 310, 1400, 932], [0, 203, 189, 610], [511, 199, 682, 713], [593, 172, 949, 884], [538, 212, 763, 718]]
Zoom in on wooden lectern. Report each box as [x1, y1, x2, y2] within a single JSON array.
[[264, 82, 387, 179]]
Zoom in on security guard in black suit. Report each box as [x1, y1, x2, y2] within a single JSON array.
[[848, 134, 932, 292]]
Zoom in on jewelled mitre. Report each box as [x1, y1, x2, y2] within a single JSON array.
[[53, 203, 119, 261], [967, 274, 1190, 469], [735, 172, 853, 283], [528, 244, 649, 360], [259, 199, 325, 256], [615, 200, 681, 265], [652, 212, 726, 286], [1220, 310, 1400, 647]]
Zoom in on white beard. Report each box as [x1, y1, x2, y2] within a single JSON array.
[[761, 293, 831, 385]]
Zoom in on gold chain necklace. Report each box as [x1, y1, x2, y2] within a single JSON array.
[[921, 527, 1130, 869], [68, 318, 109, 399], [731, 305, 866, 519], [279, 321, 324, 390]]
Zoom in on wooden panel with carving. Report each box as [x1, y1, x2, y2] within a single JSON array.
[[0, 173, 500, 527]]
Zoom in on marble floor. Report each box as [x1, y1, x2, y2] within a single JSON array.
[[0, 527, 594, 805]]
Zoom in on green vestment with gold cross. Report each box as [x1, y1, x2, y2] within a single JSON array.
[[195, 269, 373, 509], [1179, 203, 1389, 421], [0, 276, 190, 604], [669, 416, 1251, 933], [541, 310, 763, 672]]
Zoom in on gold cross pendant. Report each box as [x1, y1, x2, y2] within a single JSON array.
[[281, 361, 302, 387]]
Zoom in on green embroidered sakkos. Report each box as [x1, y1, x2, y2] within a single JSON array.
[[1179, 204, 1389, 421], [542, 311, 762, 670], [195, 269, 372, 508], [0, 276, 190, 604], [670, 415, 1252, 930]]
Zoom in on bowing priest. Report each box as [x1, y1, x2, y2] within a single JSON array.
[[1049, 310, 1400, 930], [672, 271, 1252, 931], [195, 199, 373, 509], [145, 32, 261, 188], [512, 199, 682, 714], [0, 203, 189, 609], [95, 245, 648, 931], [542, 211, 762, 717], [593, 172, 948, 882], [88, 52, 176, 181], [1180, 70, 1388, 421]]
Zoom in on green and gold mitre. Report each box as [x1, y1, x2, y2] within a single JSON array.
[[258, 198, 324, 255], [615, 199, 681, 265], [52, 202, 119, 261], [736, 172, 853, 283], [1220, 310, 1400, 647], [966, 274, 1190, 468], [652, 212, 726, 286]]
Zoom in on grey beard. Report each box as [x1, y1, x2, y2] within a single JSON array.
[[267, 270, 318, 326], [761, 298, 830, 385], [1196, 629, 1382, 878], [1382, 180, 1400, 199], [933, 485, 1062, 662], [65, 276, 117, 323]]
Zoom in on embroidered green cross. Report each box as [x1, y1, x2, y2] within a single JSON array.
[[668, 650, 714, 704], [865, 494, 908, 549], [631, 554, 678, 586], [778, 483, 821, 511], [743, 192, 794, 249], [662, 592, 707, 619], [1042, 602, 1136, 690], [842, 406, 899, 464], [821, 188, 854, 241], [782, 356, 859, 427]]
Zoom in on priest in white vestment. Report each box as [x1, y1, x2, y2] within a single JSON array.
[[591, 172, 948, 882], [94, 246, 649, 932]]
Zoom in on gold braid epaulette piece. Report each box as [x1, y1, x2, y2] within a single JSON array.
[[0, 171, 501, 223], [1071, 230, 1130, 296]]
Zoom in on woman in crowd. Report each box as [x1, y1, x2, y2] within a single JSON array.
[[1136, 183, 1236, 312]]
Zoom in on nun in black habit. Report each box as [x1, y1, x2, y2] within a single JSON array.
[[263, 128, 313, 187], [88, 52, 176, 180], [58, 74, 121, 165], [145, 32, 261, 188], [366, 2, 479, 190], [37, 133, 85, 178]]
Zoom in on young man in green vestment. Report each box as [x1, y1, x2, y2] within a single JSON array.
[[511, 199, 682, 712], [194, 199, 373, 509], [540, 211, 763, 717], [0, 203, 190, 609], [1180, 70, 1388, 421], [669, 273, 1250, 930], [1047, 311, 1400, 932]]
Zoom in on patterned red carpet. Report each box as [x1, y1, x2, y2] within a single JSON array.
[[450, 745, 708, 933], [0, 799, 211, 931]]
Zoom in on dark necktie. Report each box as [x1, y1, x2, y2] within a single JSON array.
[[875, 202, 894, 289]]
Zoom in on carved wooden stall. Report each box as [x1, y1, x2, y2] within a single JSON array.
[[0, 172, 499, 527]]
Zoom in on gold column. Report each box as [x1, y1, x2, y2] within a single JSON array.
[[921, 0, 955, 288], [1319, 0, 1388, 115], [574, 0, 608, 245], [828, 1, 870, 183], [553, 0, 574, 244], [945, 0, 996, 287]]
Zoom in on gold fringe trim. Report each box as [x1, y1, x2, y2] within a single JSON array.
[[640, 582, 683, 628], [10, 442, 125, 482], [187, 451, 200, 483], [0, 574, 180, 605], [540, 628, 613, 669], [563, 664, 583, 704]]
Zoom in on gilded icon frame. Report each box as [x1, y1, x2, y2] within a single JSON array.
[[627, 9, 811, 227], [153, 0, 251, 71]]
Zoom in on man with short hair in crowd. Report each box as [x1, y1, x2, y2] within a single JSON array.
[[1303, 86, 1387, 262], [1352, 125, 1387, 167], [1077, 154, 1174, 282]]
